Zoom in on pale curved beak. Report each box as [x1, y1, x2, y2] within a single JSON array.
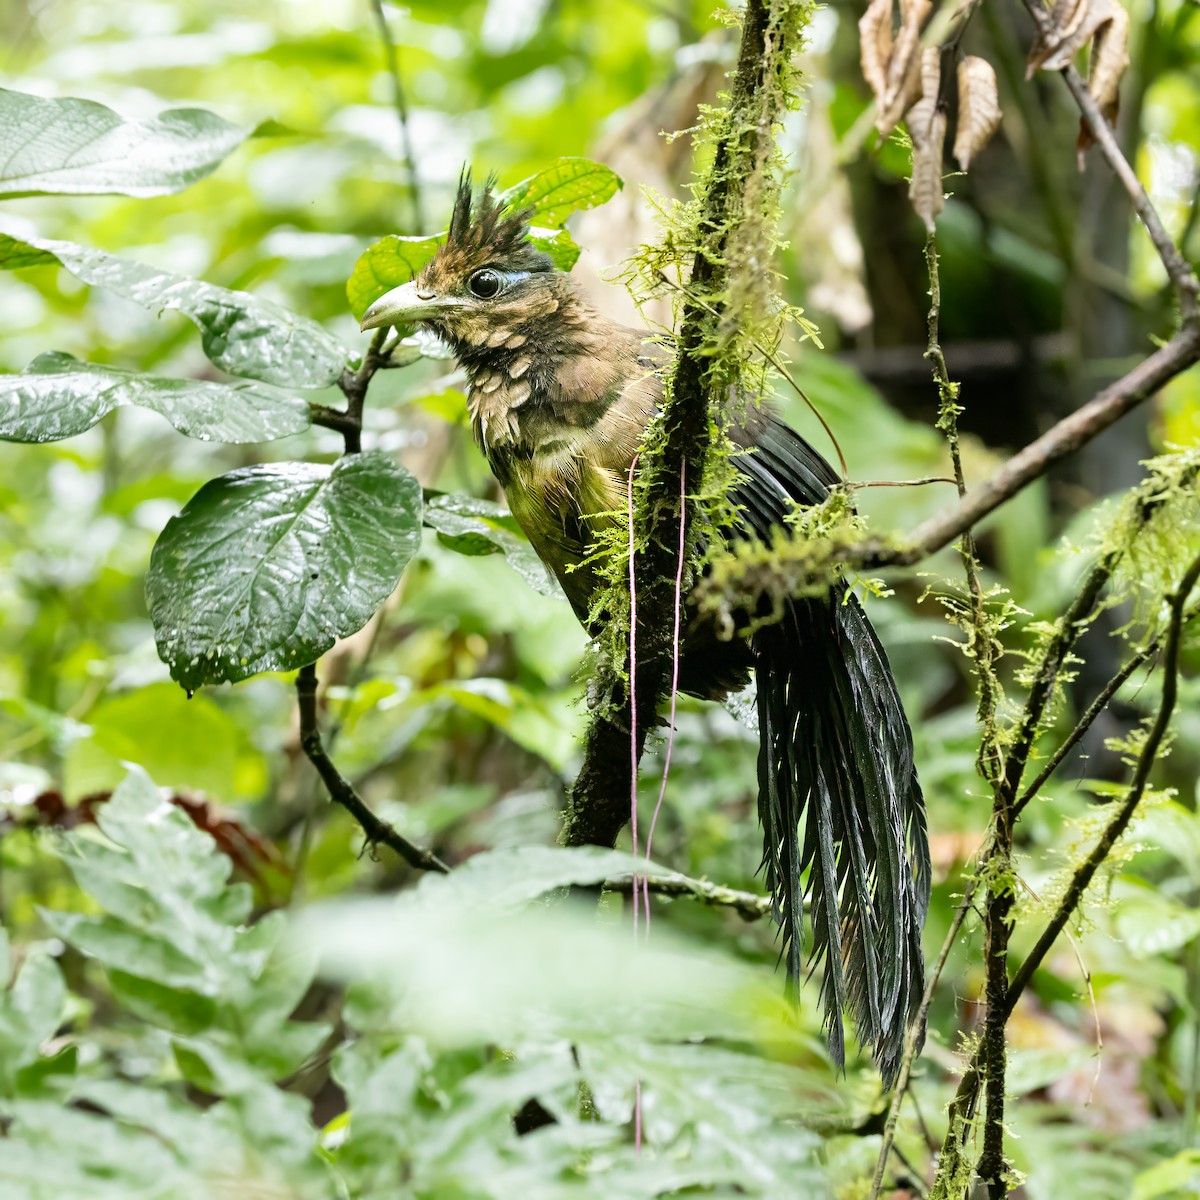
[[359, 282, 460, 332]]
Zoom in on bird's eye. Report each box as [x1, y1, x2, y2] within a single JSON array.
[[468, 268, 502, 299]]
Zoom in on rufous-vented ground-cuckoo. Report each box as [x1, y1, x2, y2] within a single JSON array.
[[361, 175, 930, 1083]]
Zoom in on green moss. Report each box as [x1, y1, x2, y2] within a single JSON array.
[[582, 0, 818, 701]]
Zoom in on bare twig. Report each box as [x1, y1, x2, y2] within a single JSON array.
[[1007, 553, 1200, 1005], [1012, 603, 1199, 817], [605, 872, 773, 920], [368, 0, 426, 232], [868, 884, 974, 1200], [296, 664, 449, 874], [1020, 0, 1198, 323], [850, 476, 958, 489]]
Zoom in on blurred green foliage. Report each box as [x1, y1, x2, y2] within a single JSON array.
[[0, 0, 1198, 1196]]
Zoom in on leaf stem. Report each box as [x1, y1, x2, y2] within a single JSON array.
[[295, 663, 449, 874]]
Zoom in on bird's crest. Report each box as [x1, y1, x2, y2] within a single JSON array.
[[434, 169, 553, 277]]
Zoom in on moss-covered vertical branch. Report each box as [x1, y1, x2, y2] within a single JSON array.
[[562, 0, 813, 848], [925, 233, 1014, 1198]]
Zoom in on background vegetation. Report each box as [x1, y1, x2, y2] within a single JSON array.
[[0, 0, 1198, 1196]]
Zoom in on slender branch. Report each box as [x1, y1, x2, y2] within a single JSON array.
[[879, 327, 1200, 567], [933, 551, 1200, 1189], [294, 325, 417, 867], [868, 885, 974, 1200], [309, 404, 362, 437], [700, 326, 1200, 616], [335, 327, 389, 453], [850, 476, 958, 489], [605, 872, 773, 920], [924, 231, 1011, 1196], [1011, 604, 1199, 818], [1021, 0, 1198, 323], [1003, 457, 1198, 813], [295, 664, 449, 873], [368, 0, 426, 233], [1007, 553, 1200, 1006]]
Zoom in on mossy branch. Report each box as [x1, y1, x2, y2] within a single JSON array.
[[562, 0, 811, 849], [931, 550, 1200, 1199]]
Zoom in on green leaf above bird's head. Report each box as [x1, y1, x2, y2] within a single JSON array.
[[346, 157, 621, 323]]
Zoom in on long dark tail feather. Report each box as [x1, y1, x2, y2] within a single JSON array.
[[752, 593, 928, 1085], [732, 416, 929, 1085]]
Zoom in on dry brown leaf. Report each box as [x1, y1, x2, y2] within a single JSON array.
[[1027, 0, 1121, 74], [1076, 0, 1129, 159], [876, 0, 931, 137], [905, 46, 942, 147], [953, 55, 1002, 170], [1029, 0, 1092, 73], [859, 0, 894, 104], [1088, 0, 1129, 112], [909, 108, 947, 232]]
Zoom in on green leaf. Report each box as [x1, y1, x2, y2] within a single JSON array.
[[499, 157, 622, 227], [1134, 1150, 1200, 1200], [1114, 883, 1200, 957], [0, 352, 310, 444], [301, 846, 769, 1049], [345, 157, 619, 318], [49, 770, 329, 1083], [530, 224, 582, 271], [0, 88, 250, 199], [63, 681, 264, 800], [0, 948, 67, 1096], [346, 233, 444, 320], [0, 233, 347, 389], [423, 492, 562, 598], [146, 452, 421, 689]]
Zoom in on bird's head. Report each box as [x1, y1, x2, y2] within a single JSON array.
[[360, 171, 561, 355]]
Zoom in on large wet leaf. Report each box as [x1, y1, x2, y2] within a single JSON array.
[[345, 156, 620, 319], [0, 233, 347, 389], [147, 452, 421, 690], [423, 492, 562, 597], [0, 352, 310, 444], [0, 88, 251, 198]]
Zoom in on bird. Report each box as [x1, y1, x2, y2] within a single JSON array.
[[360, 173, 931, 1084]]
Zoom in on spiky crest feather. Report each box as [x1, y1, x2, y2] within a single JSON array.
[[436, 169, 554, 278]]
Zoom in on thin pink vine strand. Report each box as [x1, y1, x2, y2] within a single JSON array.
[[642, 462, 687, 930], [627, 454, 640, 940], [627, 455, 643, 1157]]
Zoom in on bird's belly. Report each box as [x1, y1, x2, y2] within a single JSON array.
[[502, 448, 625, 623]]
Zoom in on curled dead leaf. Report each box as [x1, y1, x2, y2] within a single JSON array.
[[1088, 0, 1129, 114], [953, 55, 1002, 170], [905, 46, 942, 147], [876, 0, 932, 137], [1028, 0, 1096, 74], [910, 108, 947, 232], [1027, 0, 1129, 84], [859, 0, 894, 104]]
